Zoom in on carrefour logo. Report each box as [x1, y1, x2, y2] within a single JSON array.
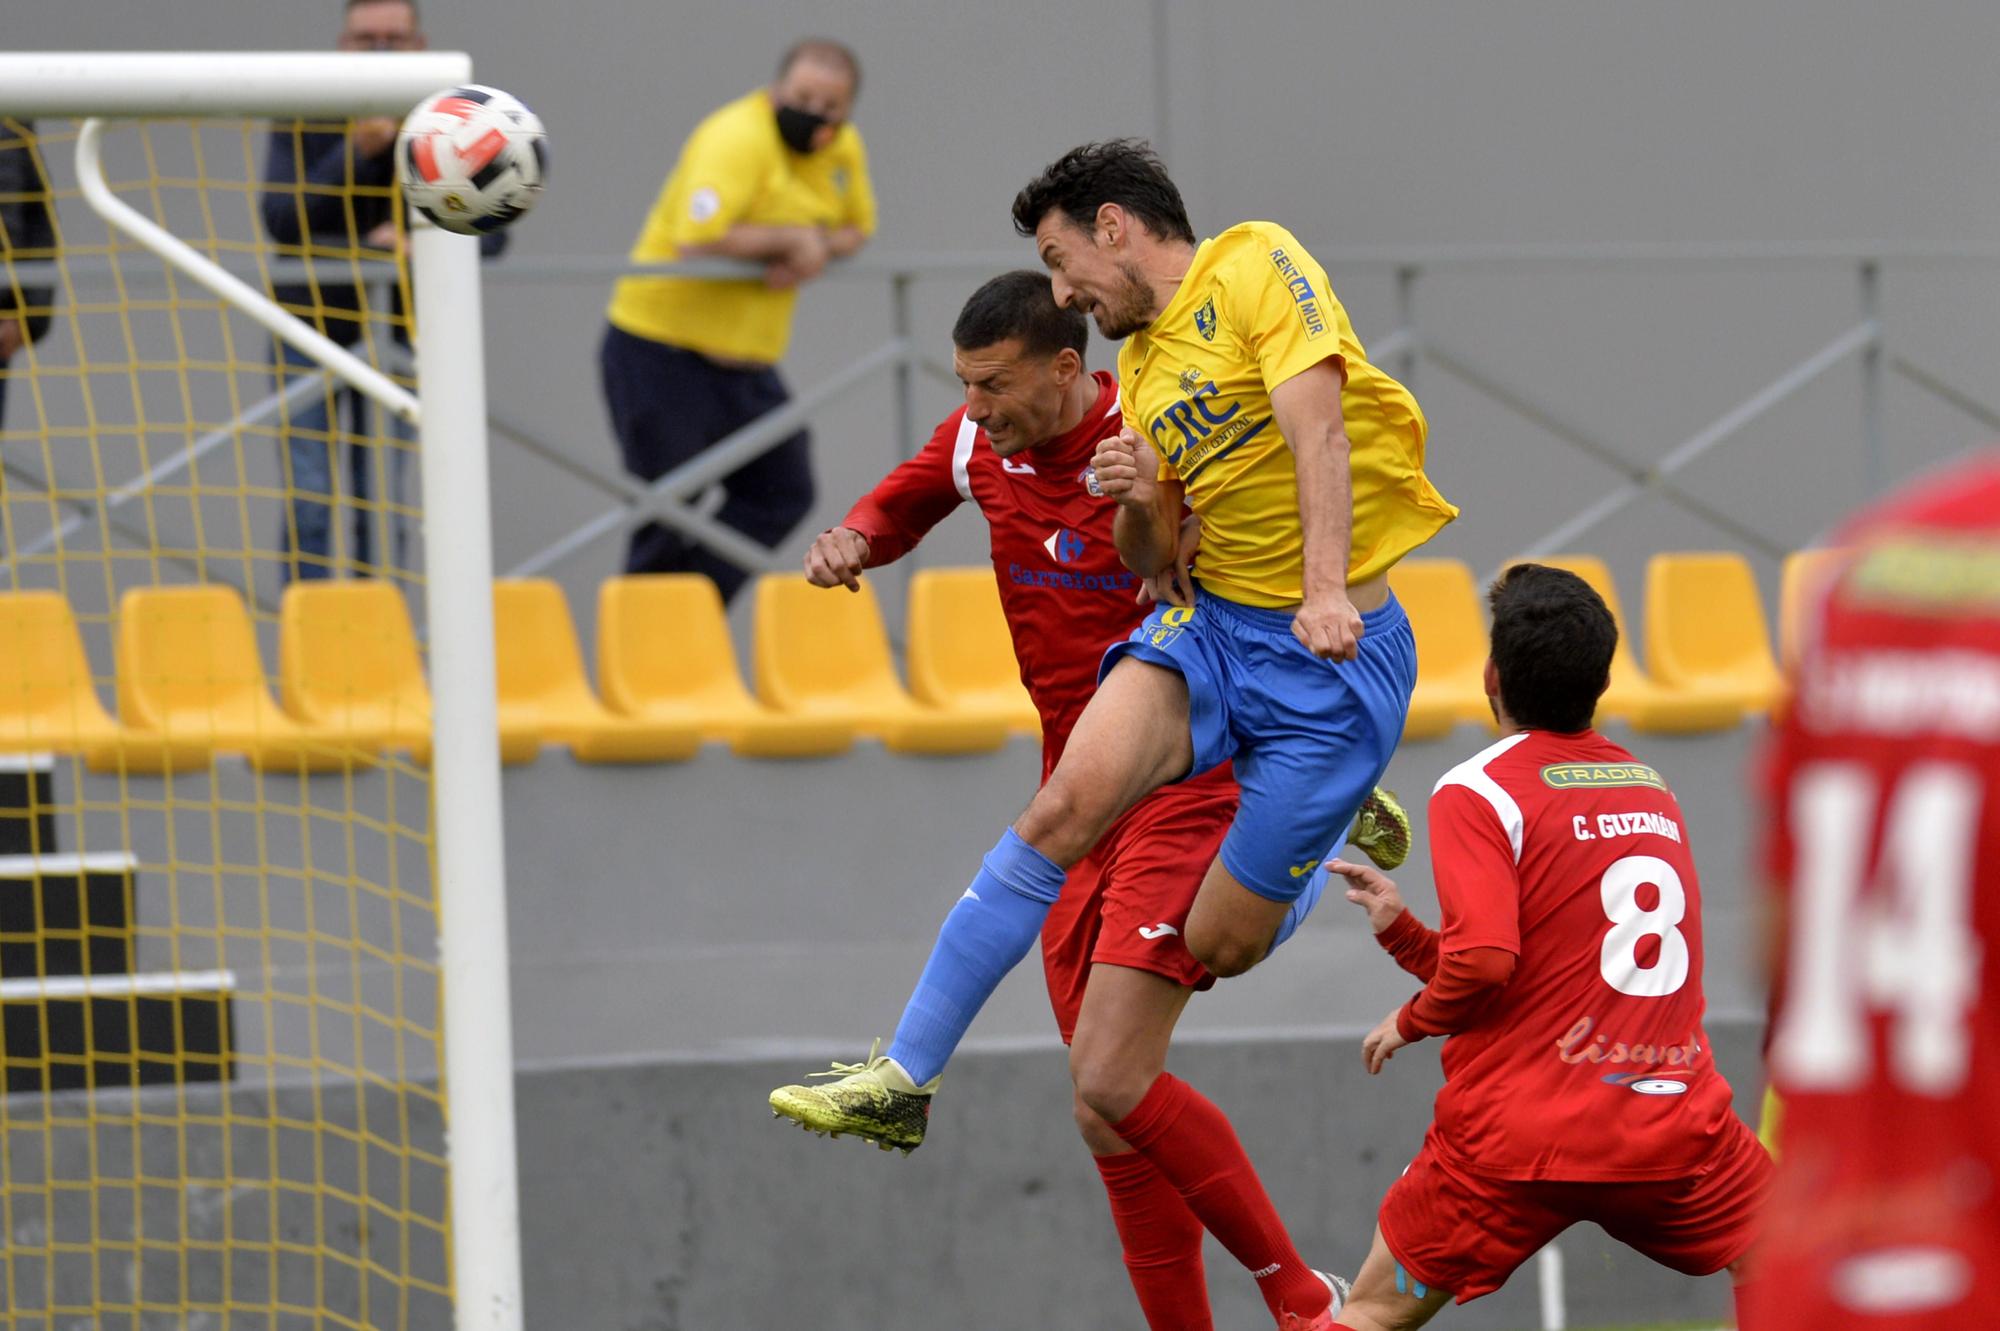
[[1044, 529, 1087, 565]]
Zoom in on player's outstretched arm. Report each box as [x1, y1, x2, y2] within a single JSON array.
[[803, 526, 871, 592], [1271, 362, 1363, 661], [1331, 859, 1439, 981]]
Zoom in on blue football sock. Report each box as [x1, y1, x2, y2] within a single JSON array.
[[886, 828, 1067, 1085]]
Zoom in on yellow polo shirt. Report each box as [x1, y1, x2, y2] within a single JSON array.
[[1119, 221, 1457, 606], [607, 89, 876, 364]]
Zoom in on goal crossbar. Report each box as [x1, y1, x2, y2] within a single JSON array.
[[0, 51, 472, 117]]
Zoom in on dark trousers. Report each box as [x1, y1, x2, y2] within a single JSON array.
[[599, 323, 815, 603], [271, 341, 411, 584]]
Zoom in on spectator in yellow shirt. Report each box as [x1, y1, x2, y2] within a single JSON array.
[[602, 38, 874, 599]]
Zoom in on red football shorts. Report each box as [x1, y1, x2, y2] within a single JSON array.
[[1040, 777, 1236, 1043], [1380, 1116, 1774, 1303]]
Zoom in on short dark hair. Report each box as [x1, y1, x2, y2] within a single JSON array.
[[778, 38, 862, 95], [1011, 139, 1195, 245], [1487, 564, 1617, 733], [951, 270, 1088, 360]]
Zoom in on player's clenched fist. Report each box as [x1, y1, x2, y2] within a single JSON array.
[[804, 526, 871, 592], [1293, 589, 1364, 662], [1091, 428, 1158, 510]]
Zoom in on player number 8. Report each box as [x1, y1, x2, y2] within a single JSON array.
[[1598, 855, 1691, 998]]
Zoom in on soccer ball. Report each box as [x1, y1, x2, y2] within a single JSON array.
[[397, 84, 546, 235]]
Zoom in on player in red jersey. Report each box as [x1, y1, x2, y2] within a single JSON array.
[[773, 271, 1376, 1329], [1744, 453, 2000, 1330], [1323, 563, 1772, 1330]]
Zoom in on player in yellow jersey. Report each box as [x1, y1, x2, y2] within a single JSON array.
[[1017, 139, 1455, 981]]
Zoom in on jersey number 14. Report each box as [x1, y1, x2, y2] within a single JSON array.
[[1773, 762, 1984, 1097]]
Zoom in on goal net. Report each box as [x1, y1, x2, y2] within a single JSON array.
[[0, 54, 518, 1331]]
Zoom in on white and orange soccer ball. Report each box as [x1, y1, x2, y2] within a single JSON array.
[[397, 84, 545, 235]]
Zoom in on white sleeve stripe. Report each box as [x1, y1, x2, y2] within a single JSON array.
[[1432, 731, 1532, 863], [950, 413, 977, 502]]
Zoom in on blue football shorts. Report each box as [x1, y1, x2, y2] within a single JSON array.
[[1099, 582, 1417, 904]]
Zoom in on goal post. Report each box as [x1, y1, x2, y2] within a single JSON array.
[[0, 53, 521, 1331]]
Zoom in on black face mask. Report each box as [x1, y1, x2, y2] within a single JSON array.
[[775, 104, 832, 154]]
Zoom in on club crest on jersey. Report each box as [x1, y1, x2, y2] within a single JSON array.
[[1079, 465, 1103, 497], [1044, 528, 1087, 565], [1193, 296, 1217, 341]]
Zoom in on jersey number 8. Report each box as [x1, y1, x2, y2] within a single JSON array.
[[1599, 855, 1692, 998]]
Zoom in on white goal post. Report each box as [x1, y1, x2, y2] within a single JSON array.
[[0, 51, 522, 1331]]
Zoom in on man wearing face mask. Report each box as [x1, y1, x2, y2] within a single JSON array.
[[601, 38, 874, 600]]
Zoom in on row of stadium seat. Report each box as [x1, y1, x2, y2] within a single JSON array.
[[1405, 549, 1842, 738], [0, 549, 1841, 771], [0, 571, 1032, 770]]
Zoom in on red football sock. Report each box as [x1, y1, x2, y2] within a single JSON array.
[[1094, 1150, 1214, 1331], [1114, 1073, 1330, 1325]]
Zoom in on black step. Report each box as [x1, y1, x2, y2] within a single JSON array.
[[0, 969, 235, 1094], [0, 853, 136, 980], [0, 756, 57, 857]]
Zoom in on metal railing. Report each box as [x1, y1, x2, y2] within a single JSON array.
[[12, 244, 2000, 595]]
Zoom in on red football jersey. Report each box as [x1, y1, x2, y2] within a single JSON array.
[[1752, 454, 2000, 1326], [1420, 728, 1738, 1181], [845, 371, 1171, 775]]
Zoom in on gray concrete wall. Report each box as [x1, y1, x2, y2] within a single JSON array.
[[519, 1022, 1767, 1331]]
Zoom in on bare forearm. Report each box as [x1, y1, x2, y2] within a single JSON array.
[[685, 224, 816, 263], [1113, 499, 1179, 579], [1293, 422, 1354, 599], [824, 226, 868, 258]]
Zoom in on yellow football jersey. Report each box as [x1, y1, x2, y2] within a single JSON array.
[[1118, 221, 1456, 607], [607, 89, 877, 364]]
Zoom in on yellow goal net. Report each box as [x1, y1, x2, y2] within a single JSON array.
[[0, 53, 518, 1331]]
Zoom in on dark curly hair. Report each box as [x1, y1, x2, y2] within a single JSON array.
[[1487, 564, 1617, 733], [1011, 139, 1195, 245]]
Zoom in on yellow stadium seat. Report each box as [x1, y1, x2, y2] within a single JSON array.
[[493, 579, 700, 764], [279, 582, 432, 753], [595, 575, 852, 759], [906, 569, 1040, 737], [0, 592, 204, 773], [1779, 547, 1851, 672], [1644, 552, 1784, 719], [116, 584, 364, 771], [752, 574, 1013, 755], [1392, 559, 1494, 740], [1509, 556, 1742, 733]]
